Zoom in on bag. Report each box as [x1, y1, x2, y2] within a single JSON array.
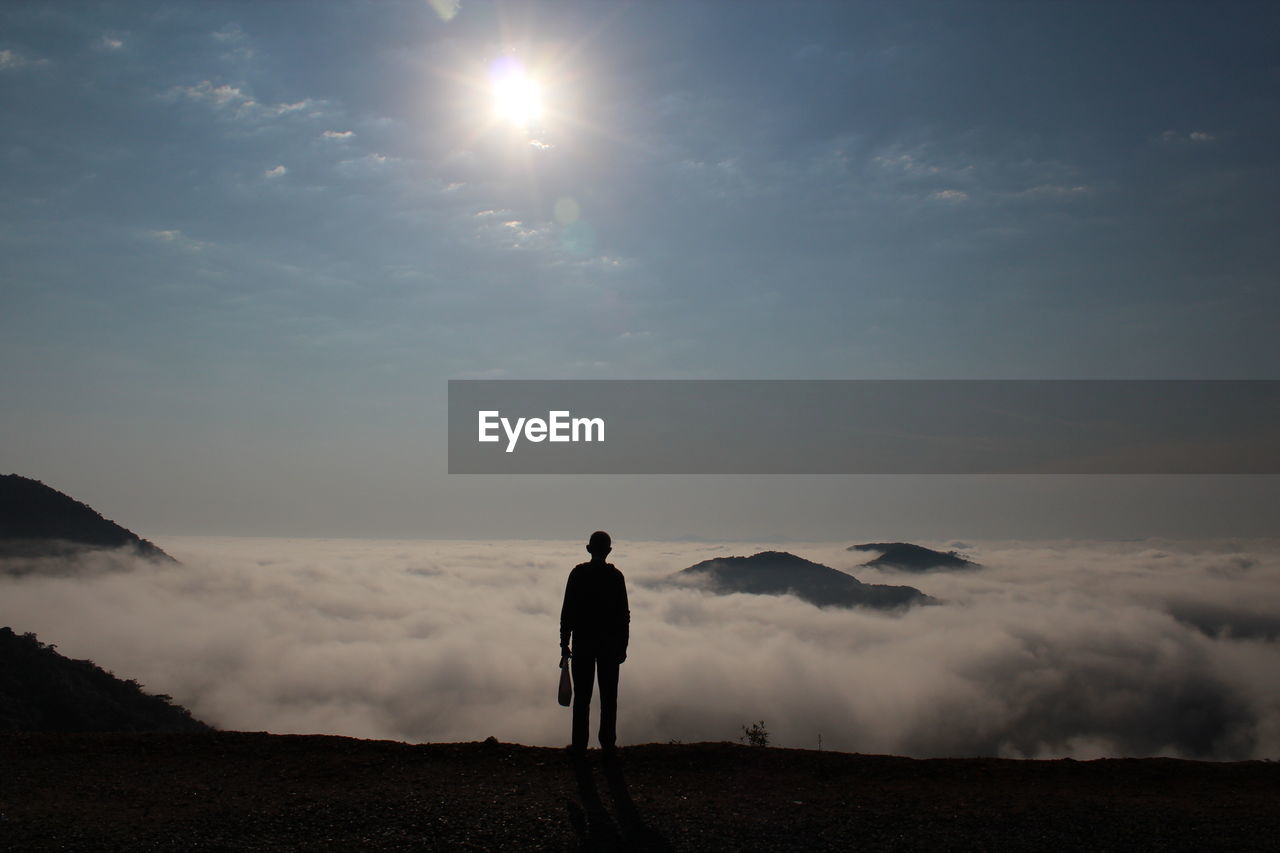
[[558, 655, 573, 707]]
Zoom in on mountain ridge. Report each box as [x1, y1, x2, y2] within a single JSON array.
[[849, 541, 979, 572], [0, 473, 175, 563], [0, 626, 210, 733], [671, 550, 931, 609]]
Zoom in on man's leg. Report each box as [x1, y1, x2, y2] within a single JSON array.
[[596, 657, 620, 749], [570, 653, 596, 751]]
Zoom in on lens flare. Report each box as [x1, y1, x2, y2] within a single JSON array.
[[554, 197, 580, 224]]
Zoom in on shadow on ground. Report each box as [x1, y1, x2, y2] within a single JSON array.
[[567, 751, 673, 852]]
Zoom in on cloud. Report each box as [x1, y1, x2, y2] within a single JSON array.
[[211, 25, 245, 43], [930, 189, 969, 202], [1020, 184, 1092, 198], [168, 80, 251, 107], [1, 538, 1277, 761], [334, 152, 397, 178], [497, 220, 552, 249], [1161, 130, 1217, 144], [144, 228, 209, 252], [467, 209, 554, 251], [876, 152, 943, 176], [164, 80, 322, 120], [264, 164, 287, 179], [322, 130, 354, 140], [874, 149, 976, 180], [0, 49, 44, 70]]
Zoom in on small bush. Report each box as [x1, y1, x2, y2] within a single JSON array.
[[740, 720, 769, 747]]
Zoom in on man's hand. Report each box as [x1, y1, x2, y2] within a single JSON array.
[[618, 652, 627, 664], [560, 645, 572, 659]]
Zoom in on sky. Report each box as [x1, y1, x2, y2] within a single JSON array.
[[4, 536, 1279, 759], [2, 1, 1278, 540]]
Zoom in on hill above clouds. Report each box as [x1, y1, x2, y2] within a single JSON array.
[[849, 542, 979, 572], [0, 473, 175, 563], [0, 627, 210, 733], [671, 551, 930, 609]]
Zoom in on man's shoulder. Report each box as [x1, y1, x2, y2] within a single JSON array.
[[570, 561, 625, 578]]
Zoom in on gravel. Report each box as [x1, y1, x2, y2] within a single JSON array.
[[2, 732, 1277, 851]]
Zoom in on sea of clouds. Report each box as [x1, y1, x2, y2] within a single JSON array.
[[2, 537, 1278, 760]]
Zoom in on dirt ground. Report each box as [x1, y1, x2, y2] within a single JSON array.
[[2, 732, 1277, 851]]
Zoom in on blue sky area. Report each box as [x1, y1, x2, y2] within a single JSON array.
[[2, 2, 1277, 539]]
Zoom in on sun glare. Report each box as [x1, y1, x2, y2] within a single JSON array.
[[489, 57, 543, 129]]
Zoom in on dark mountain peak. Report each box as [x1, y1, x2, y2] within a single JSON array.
[[0, 626, 210, 733], [848, 542, 979, 572], [691, 550, 845, 574], [0, 473, 175, 563], [674, 550, 930, 610]]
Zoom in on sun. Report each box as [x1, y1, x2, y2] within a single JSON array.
[[489, 56, 543, 129]]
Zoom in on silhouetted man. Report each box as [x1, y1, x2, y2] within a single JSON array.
[[561, 530, 630, 754]]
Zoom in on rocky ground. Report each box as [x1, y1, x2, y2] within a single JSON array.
[[2, 732, 1277, 851]]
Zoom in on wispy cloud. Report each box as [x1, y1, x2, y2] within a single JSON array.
[[166, 80, 252, 107], [211, 25, 244, 43], [335, 152, 396, 178], [144, 228, 209, 252], [1161, 129, 1217, 144], [1020, 184, 1092, 198], [876, 151, 944, 176], [210, 24, 253, 62], [163, 80, 322, 120], [0, 49, 44, 70], [875, 148, 974, 180]]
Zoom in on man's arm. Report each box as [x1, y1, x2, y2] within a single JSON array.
[[618, 572, 630, 663], [559, 569, 577, 656]]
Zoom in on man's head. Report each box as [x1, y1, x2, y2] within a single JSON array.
[[587, 530, 612, 559]]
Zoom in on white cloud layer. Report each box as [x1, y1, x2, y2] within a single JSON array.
[[2, 538, 1278, 760]]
